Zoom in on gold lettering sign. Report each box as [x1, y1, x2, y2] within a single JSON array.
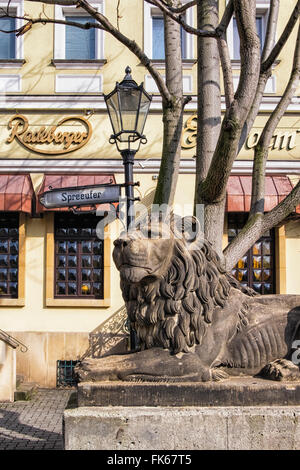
[[7, 114, 92, 155], [181, 114, 300, 151]]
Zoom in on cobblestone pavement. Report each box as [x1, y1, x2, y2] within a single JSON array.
[[0, 388, 72, 450]]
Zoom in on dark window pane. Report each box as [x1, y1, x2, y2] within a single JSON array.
[[10, 282, 18, 297], [0, 282, 8, 294], [253, 283, 262, 294], [57, 283, 66, 295], [0, 269, 7, 281], [9, 269, 17, 282], [82, 269, 91, 281], [10, 240, 18, 254], [82, 241, 92, 253], [58, 241, 67, 253], [0, 255, 8, 267], [93, 283, 102, 296], [82, 256, 91, 267], [93, 269, 102, 282], [58, 269, 66, 281], [264, 283, 272, 294], [10, 256, 18, 268], [68, 241, 77, 253], [0, 228, 8, 236], [0, 240, 8, 253], [68, 269, 77, 281], [93, 241, 103, 254], [68, 256, 77, 267], [58, 256, 66, 267], [68, 283, 77, 295], [93, 256, 102, 268]]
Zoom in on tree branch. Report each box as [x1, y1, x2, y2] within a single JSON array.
[[249, 24, 300, 216], [261, 0, 300, 73], [199, 0, 261, 204]]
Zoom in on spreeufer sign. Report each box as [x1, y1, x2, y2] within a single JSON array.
[[39, 183, 122, 209]]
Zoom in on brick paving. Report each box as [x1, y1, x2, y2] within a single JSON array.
[[0, 388, 72, 450]]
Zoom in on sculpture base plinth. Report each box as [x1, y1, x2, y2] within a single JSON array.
[[77, 376, 300, 407], [63, 377, 300, 450]]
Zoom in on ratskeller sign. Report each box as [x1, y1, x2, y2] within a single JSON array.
[[39, 183, 122, 209]]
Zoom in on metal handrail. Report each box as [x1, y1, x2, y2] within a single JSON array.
[[0, 329, 28, 352]]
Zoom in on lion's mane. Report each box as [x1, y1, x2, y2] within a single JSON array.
[[121, 233, 255, 354]]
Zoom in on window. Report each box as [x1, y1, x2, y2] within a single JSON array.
[[0, 212, 19, 298], [152, 16, 187, 60], [0, 2, 24, 67], [232, 16, 265, 60], [65, 16, 96, 60], [228, 213, 275, 295], [144, 3, 194, 64], [227, 1, 270, 63], [0, 17, 16, 59], [54, 213, 104, 299], [54, 2, 104, 69]]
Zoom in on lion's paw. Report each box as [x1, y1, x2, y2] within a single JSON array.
[[259, 358, 300, 382], [210, 368, 230, 382]]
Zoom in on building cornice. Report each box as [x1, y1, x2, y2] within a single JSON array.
[[0, 94, 300, 112], [0, 159, 299, 175]]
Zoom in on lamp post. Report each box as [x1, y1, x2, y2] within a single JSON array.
[[104, 66, 152, 350], [104, 66, 152, 231]]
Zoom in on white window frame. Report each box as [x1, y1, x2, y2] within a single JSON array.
[[54, 1, 105, 68], [227, 1, 271, 66], [0, 0, 24, 67], [144, 1, 194, 68]]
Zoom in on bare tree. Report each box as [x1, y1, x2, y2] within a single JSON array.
[[2, 0, 300, 270]]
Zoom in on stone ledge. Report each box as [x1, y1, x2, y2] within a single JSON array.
[[63, 405, 300, 450], [77, 377, 300, 407]]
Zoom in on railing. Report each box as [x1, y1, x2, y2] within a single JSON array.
[[0, 329, 28, 352]]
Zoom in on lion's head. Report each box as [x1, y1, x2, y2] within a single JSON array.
[[113, 213, 254, 354]]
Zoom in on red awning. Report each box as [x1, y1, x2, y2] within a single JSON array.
[[36, 174, 117, 213], [226, 175, 300, 213], [0, 174, 34, 214]]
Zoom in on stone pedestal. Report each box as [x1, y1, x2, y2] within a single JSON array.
[[63, 377, 300, 450]]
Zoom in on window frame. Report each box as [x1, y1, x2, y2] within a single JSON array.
[[0, 212, 25, 307], [46, 212, 111, 308], [226, 1, 271, 67], [53, 2, 105, 69], [0, 1, 24, 67], [144, 2, 195, 68]]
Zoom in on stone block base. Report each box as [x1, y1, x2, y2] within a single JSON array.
[[63, 406, 300, 450]]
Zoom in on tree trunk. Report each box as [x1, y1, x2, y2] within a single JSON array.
[[153, 1, 184, 207], [194, 0, 223, 254]]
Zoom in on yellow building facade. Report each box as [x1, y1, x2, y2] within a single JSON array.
[[0, 0, 299, 387]]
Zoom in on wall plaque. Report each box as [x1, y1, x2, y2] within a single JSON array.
[[7, 114, 92, 155]]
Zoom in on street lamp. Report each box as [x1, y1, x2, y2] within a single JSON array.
[[104, 66, 152, 230], [104, 66, 152, 351]]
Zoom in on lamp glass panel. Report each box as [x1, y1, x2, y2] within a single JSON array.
[[106, 92, 121, 136]]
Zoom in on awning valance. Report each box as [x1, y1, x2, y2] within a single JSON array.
[[36, 174, 117, 213], [226, 175, 300, 214], [0, 174, 34, 214]]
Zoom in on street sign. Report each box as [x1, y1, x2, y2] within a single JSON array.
[[39, 183, 122, 209]]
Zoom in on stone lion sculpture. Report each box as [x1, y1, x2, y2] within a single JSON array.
[[77, 213, 300, 382]]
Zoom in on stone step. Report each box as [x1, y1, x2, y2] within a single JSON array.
[[14, 382, 38, 401]]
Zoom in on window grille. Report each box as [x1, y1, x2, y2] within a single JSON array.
[[228, 213, 275, 295], [54, 213, 104, 299], [56, 360, 79, 387], [0, 212, 19, 298]]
